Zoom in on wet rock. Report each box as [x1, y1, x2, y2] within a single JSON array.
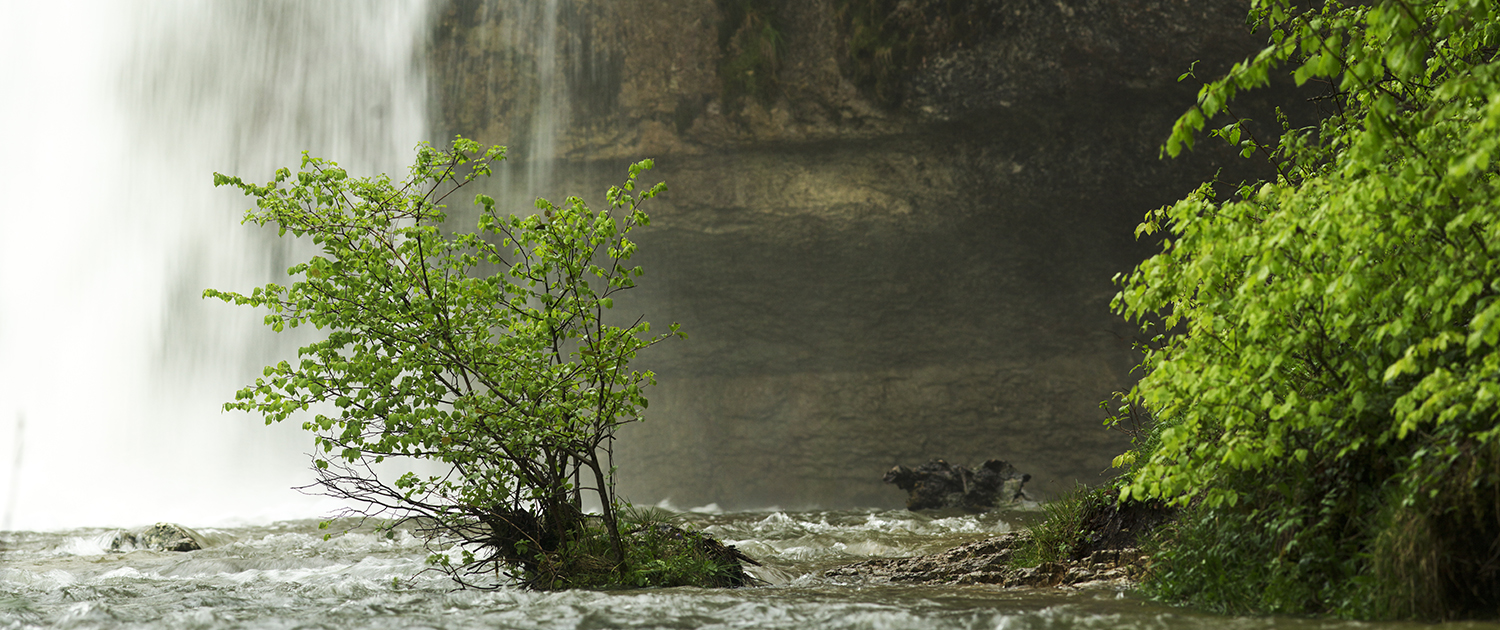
[[824, 531, 1148, 589], [109, 522, 205, 552], [883, 458, 1031, 511], [1069, 498, 1173, 561], [824, 531, 1032, 585], [429, 0, 1268, 154]]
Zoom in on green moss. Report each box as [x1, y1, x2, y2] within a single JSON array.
[[523, 506, 759, 590], [833, 0, 998, 105], [715, 0, 784, 108], [713, 0, 1000, 108]]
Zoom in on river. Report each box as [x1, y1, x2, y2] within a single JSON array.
[[1, 508, 1482, 629]]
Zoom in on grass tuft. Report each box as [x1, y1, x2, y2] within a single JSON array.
[[1013, 485, 1104, 567]]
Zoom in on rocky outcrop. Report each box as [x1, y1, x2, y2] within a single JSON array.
[[427, 0, 1308, 509], [883, 458, 1031, 511], [1069, 496, 1173, 562], [109, 523, 205, 552], [824, 531, 1149, 588], [827, 495, 1173, 588], [429, 0, 1276, 156]]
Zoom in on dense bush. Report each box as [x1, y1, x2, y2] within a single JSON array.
[[1112, 0, 1500, 618]]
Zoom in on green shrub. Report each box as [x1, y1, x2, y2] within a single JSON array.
[[1113, 0, 1500, 619], [206, 138, 729, 589]]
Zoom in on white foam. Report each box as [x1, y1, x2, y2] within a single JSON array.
[[97, 566, 145, 580]]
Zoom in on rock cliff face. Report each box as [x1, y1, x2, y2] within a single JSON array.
[[425, 0, 1284, 506]]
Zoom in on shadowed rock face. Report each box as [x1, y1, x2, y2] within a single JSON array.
[[427, 0, 1295, 507]]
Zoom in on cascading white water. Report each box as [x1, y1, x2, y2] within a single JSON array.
[[0, 0, 431, 531], [526, 0, 568, 196]]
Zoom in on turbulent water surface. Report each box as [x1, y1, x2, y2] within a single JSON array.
[[2, 508, 1486, 630]]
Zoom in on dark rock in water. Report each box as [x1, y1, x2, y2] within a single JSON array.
[[109, 523, 205, 552], [883, 459, 1031, 511]]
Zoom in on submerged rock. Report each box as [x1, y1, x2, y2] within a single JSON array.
[[109, 522, 205, 552], [883, 459, 1032, 511]]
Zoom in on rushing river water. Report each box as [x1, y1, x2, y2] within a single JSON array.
[[3, 508, 1490, 630]]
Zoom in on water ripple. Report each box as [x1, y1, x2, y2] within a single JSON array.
[[0, 511, 1473, 630]]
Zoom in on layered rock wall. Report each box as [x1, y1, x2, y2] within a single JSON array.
[[425, 0, 1286, 506]]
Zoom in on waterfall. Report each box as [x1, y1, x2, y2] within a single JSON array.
[[473, 0, 580, 209], [0, 1, 431, 530], [526, 0, 568, 197]]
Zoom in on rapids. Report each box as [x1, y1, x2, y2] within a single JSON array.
[[1, 508, 1486, 630]]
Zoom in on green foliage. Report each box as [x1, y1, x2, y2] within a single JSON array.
[[1140, 503, 1292, 615], [834, 0, 997, 104], [1140, 480, 1376, 616], [716, 0, 784, 107], [206, 137, 697, 588], [1362, 438, 1500, 618], [1114, 0, 1500, 618]]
